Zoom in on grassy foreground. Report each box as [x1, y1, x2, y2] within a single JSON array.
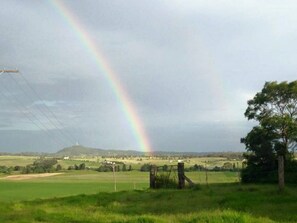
[[1, 184, 297, 223]]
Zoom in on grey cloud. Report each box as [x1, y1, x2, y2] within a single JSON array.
[[0, 0, 296, 152], [148, 121, 252, 152]]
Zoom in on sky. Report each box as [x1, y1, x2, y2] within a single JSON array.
[[0, 0, 297, 153]]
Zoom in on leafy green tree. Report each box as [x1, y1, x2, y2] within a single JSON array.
[[97, 165, 112, 172], [79, 163, 86, 170], [222, 162, 233, 170], [56, 164, 62, 171], [243, 81, 297, 187], [14, 166, 22, 171], [67, 165, 74, 170], [187, 164, 205, 172], [140, 164, 151, 172], [242, 126, 278, 182], [31, 158, 58, 173], [0, 166, 12, 174], [74, 164, 79, 170], [128, 165, 132, 171], [245, 81, 297, 155], [22, 165, 33, 174]]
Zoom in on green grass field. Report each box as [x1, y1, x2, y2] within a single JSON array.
[[0, 183, 296, 222], [0, 155, 242, 170], [1, 155, 295, 222], [0, 170, 238, 202], [0, 155, 37, 166]]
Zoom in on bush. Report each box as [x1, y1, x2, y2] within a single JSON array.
[[96, 165, 113, 172], [56, 164, 62, 171], [79, 163, 86, 170], [33, 158, 57, 173], [14, 166, 22, 171], [0, 166, 13, 174], [68, 163, 87, 171], [155, 174, 177, 189], [186, 164, 205, 172], [22, 165, 33, 174], [128, 165, 132, 171], [140, 164, 151, 172], [22, 158, 58, 174], [241, 159, 297, 183], [241, 167, 278, 183]]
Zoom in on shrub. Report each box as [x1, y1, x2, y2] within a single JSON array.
[[155, 173, 177, 189], [0, 166, 13, 174], [56, 164, 62, 171], [140, 164, 151, 172], [21, 158, 58, 174], [97, 165, 113, 172]]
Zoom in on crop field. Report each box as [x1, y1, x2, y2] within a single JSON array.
[[0, 156, 37, 167]]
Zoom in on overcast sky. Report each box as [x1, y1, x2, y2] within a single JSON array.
[[0, 0, 297, 153]]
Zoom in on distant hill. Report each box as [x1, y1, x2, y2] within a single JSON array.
[[54, 145, 243, 158], [54, 145, 144, 157], [0, 145, 243, 158]]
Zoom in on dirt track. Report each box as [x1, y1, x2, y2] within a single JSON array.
[[1, 173, 63, 181]]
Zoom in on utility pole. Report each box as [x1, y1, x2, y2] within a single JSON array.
[[0, 69, 19, 74], [204, 161, 208, 186], [112, 162, 117, 192]]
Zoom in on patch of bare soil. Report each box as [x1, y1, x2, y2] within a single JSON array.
[[1, 173, 63, 180]]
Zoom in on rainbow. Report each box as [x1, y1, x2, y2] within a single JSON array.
[[49, 0, 152, 153]]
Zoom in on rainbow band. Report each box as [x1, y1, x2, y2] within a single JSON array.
[[50, 0, 151, 153]]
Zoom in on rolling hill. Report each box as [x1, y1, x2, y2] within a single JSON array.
[[54, 145, 144, 157]]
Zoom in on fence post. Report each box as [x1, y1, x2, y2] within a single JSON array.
[[112, 162, 117, 192], [150, 165, 157, 189], [178, 162, 185, 189], [205, 161, 208, 186]]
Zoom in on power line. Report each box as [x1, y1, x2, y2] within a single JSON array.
[[0, 75, 66, 148], [0, 69, 84, 148], [8, 74, 75, 145], [18, 72, 78, 143], [7, 74, 70, 145]]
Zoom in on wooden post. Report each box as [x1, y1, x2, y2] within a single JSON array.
[[150, 165, 157, 189], [278, 155, 285, 191], [205, 161, 208, 186], [112, 162, 117, 192], [178, 162, 185, 189], [237, 162, 240, 184]]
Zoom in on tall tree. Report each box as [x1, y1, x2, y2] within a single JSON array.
[[244, 81, 297, 189], [241, 126, 277, 183]]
